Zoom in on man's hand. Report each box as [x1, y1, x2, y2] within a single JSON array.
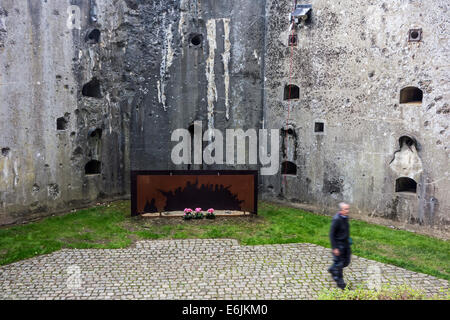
[[332, 248, 340, 256]]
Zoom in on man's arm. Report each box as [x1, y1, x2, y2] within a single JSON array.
[[329, 217, 339, 249]]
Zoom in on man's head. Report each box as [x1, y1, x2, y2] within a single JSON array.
[[339, 202, 350, 216]]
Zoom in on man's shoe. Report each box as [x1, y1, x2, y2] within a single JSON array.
[[337, 280, 346, 290]]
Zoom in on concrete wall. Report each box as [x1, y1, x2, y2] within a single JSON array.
[[0, 0, 448, 234], [262, 0, 449, 230], [128, 0, 266, 172], [0, 0, 130, 225]]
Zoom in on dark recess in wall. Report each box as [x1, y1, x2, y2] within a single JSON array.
[[314, 122, 324, 133], [85, 160, 102, 175], [1, 148, 10, 156], [57, 117, 68, 130], [395, 177, 417, 193], [400, 87, 423, 104], [284, 84, 299, 100], [85, 29, 101, 44], [82, 78, 102, 98], [281, 161, 297, 175]]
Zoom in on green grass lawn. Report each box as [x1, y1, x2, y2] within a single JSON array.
[[0, 201, 448, 281]]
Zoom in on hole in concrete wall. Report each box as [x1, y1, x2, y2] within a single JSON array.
[[281, 126, 295, 136], [57, 117, 68, 130], [1, 148, 10, 156], [399, 136, 417, 149], [82, 78, 102, 98], [190, 34, 203, 46], [48, 184, 60, 199], [314, 122, 324, 133], [32, 184, 40, 195], [281, 161, 297, 175], [85, 160, 101, 175], [89, 128, 103, 139], [288, 34, 298, 46], [400, 87, 422, 104], [395, 177, 417, 193], [280, 125, 298, 160], [408, 28, 422, 42], [284, 85, 299, 100], [85, 29, 101, 43]]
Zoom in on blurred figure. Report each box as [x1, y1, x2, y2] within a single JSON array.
[[328, 202, 352, 289]]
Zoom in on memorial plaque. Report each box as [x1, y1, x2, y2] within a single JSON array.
[[130, 171, 258, 216]]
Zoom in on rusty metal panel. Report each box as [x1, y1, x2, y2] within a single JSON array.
[[130, 171, 258, 216]]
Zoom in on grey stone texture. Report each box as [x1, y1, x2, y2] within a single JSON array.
[[261, 0, 450, 232], [0, 240, 447, 300], [0, 0, 130, 225], [0, 0, 448, 234]]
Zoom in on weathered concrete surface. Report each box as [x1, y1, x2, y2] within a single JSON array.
[[0, 0, 130, 225], [261, 0, 450, 233], [0, 240, 447, 300], [127, 0, 266, 172], [0, 0, 448, 235]]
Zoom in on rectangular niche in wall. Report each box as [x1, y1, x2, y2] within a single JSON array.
[[395, 177, 417, 193], [288, 34, 298, 46], [314, 122, 324, 133], [131, 170, 258, 216]]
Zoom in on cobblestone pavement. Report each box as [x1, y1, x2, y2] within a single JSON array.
[[0, 239, 448, 300]]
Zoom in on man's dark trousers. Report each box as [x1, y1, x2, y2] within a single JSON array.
[[330, 244, 351, 282]]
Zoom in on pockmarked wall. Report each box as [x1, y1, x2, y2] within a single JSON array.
[[0, 0, 130, 225], [128, 0, 266, 172], [261, 0, 449, 230], [0, 0, 448, 234]]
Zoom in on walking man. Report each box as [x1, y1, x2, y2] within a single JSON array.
[[328, 202, 352, 289]]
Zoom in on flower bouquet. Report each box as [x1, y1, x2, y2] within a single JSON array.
[[183, 208, 193, 220], [206, 208, 216, 219], [194, 207, 204, 219]]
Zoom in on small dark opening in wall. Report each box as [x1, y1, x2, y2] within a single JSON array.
[[408, 28, 422, 42], [86, 29, 101, 43], [281, 126, 295, 136], [89, 128, 103, 139], [82, 78, 102, 98], [85, 160, 101, 175], [399, 136, 416, 149], [284, 84, 300, 100], [288, 34, 298, 46], [314, 122, 324, 133], [57, 117, 68, 130], [1, 148, 10, 157], [281, 161, 297, 175], [190, 34, 203, 46], [395, 177, 417, 193], [400, 87, 422, 104]]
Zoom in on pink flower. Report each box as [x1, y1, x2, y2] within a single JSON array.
[[184, 208, 192, 213], [207, 208, 214, 213], [195, 208, 202, 212]]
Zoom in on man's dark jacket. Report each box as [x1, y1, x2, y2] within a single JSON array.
[[329, 213, 350, 249]]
